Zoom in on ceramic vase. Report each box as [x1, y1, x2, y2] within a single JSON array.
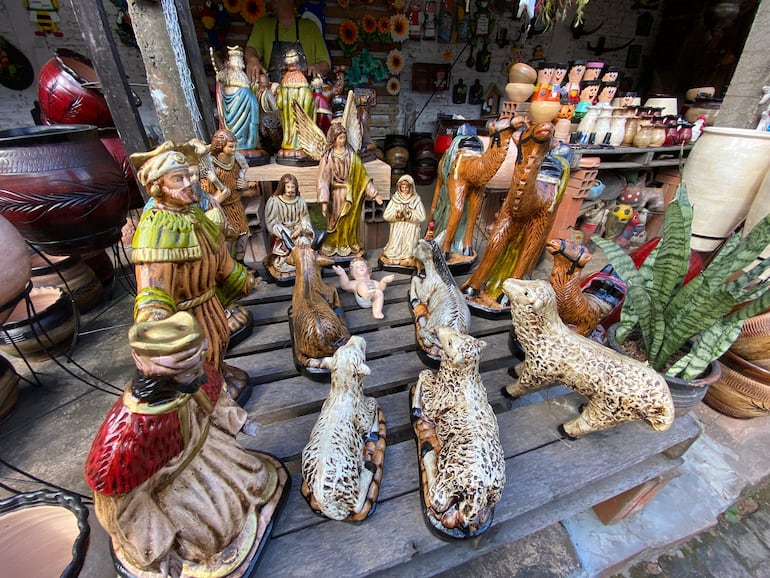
[[622, 116, 641, 146], [681, 127, 770, 252], [593, 109, 613, 145], [649, 124, 667, 148], [632, 123, 654, 148], [0, 125, 130, 256], [0, 215, 31, 325], [30, 253, 104, 313], [575, 106, 600, 144], [609, 116, 627, 147], [743, 169, 770, 236]]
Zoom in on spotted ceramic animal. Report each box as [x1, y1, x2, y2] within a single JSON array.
[[503, 278, 674, 438], [301, 336, 386, 521], [412, 327, 505, 538], [410, 231, 471, 362]]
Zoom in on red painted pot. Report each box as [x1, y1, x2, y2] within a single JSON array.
[[99, 128, 145, 210], [0, 125, 129, 255], [37, 49, 114, 128]]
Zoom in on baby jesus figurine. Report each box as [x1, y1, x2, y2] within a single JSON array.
[[333, 257, 394, 319]]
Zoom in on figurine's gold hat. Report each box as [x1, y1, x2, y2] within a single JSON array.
[[128, 311, 204, 358], [130, 139, 210, 187]]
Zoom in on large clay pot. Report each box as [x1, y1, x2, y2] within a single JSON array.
[[0, 125, 129, 256], [38, 49, 114, 127], [743, 169, 770, 236], [0, 490, 90, 578], [30, 252, 103, 313], [705, 350, 770, 419], [0, 286, 77, 361], [99, 128, 145, 210], [681, 127, 770, 252], [0, 215, 31, 325]]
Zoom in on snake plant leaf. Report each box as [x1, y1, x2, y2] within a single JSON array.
[[726, 281, 770, 324], [667, 317, 744, 380], [704, 213, 770, 285]]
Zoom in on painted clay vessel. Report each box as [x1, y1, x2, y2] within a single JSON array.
[[30, 252, 103, 313], [0, 215, 31, 325], [0, 125, 129, 255]]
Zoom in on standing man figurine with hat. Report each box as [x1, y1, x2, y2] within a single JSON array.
[[130, 141, 257, 404]]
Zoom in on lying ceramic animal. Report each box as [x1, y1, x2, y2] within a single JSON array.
[[286, 234, 350, 373], [301, 336, 386, 521], [412, 327, 505, 539], [409, 231, 471, 364], [503, 278, 674, 438]]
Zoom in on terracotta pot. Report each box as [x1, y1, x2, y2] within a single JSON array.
[[508, 62, 537, 84], [0, 215, 31, 325], [0, 490, 90, 578], [99, 128, 145, 210], [705, 350, 770, 419], [632, 123, 653, 148], [729, 310, 770, 370], [682, 127, 770, 252], [0, 286, 77, 361], [606, 323, 722, 416], [622, 116, 641, 146], [649, 124, 667, 148], [0, 125, 130, 255], [528, 100, 561, 124], [30, 252, 104, 313], [505, 82, 535, 103], [0, 354, 19, 422]]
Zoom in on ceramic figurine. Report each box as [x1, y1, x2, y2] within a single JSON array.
[[333, 258, 394, 319], [130, 141, 258, 405], [429, 115, 527, 269], [263, 173, 315, 285], [409, 232, 472, 366], [276, 49, 316, 165], [85, 312, 289, 576], [285, 235, 351, 376], [301, 336, 386, 521], [379, 174, 427, 272], [602, 201, 634, 240], [291, 93, 383, 261], [211, 46, 269, 165], [311, 75, 332, 135], [502, 278, 675, 438], [461, 122, 559, 313], [411, 327, 505, 539], [545, 238, 604, 336], [552, 61, 568, 88], [565, 59, 586, 104]]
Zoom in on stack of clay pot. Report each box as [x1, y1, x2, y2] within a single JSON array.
[[505, 62, 536, 105], [384, 134, 410, 187], [408, 132, 438, 186], [705, 310, 770, 419]]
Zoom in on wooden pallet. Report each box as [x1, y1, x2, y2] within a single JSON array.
[[225, 261, 702, 577]]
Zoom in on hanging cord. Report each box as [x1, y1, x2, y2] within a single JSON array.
[[0, 457, 93, 503], [161, 0, 205, 139], [408, 36, 474, 134]]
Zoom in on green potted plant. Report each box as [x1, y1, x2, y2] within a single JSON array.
[[593, 182, 770, 409]]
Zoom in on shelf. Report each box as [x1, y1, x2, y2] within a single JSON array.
[[569, 144, 692, 170]]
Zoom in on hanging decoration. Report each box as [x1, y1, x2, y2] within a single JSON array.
[[24, 0, 63, 37], [223, 0, 242, 14], [360, 13, 378, 43], [540, 0, 592, 28], [240, 0, 265, 23], [337, 19, 359, 56], [387, 76, 401, 96], [377, 16, 392, 41], [390, 13, 409, 42], [0, 35, 34, 91], [200, 0, 228, 51], [386, 49, 405, 75]]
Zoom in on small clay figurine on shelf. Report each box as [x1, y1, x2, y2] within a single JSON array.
[[409, 232, 472, 366], [85, 312, 289, 577], [210, 45, 269, 165], [263, 173, 315, 285], [379, 174, 427, 272], [276, 49, 316, 165], [333, 258, 394, 319], [285, 234, 351, 378], [130, 141, 258, 405], [411, 326, 505, 539], [502, 278, 675, 438], [301, 336, 386, 522]]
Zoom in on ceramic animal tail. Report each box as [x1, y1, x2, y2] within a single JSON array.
[[502, 278, 674, 438]]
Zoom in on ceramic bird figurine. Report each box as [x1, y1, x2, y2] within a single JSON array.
[[602, 202, 634, 240]]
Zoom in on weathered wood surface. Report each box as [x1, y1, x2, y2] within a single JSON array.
[[224, 257, 702, 577]]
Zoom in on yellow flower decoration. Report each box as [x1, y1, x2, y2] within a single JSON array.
[[386, 49, 404, 75], [223, 0, 242, 14], [338, 19, 359, 45], [361, 14, 377, 35], [377, 16, 391, 36], [387, 77, 401, 96], [441, 49, 454, 63], [390, 14, 409, 43], [240, 0, 265, 23]]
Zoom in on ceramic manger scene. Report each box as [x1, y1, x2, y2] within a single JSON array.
[[502, 278, 675, 438], [332, 257, 394, 320], [378, 174, 427, 274], [410, 327, 506, 539], [285, 233, 351, 380], [301, 336, 386, 521], [409, 231, 472, 367], [85, 312, 289, 577], [428, 115, 527, 272]]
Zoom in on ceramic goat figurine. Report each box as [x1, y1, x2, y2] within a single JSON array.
[[301, 336, 386, 521], [503, 278, 675, 438], [411, 327, 506, 539]]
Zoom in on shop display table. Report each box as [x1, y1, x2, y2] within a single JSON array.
[[225, 264, 702, 576]]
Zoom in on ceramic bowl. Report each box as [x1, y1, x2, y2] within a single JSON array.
[[508, 62, 537, 84], [505, 82, 535, 103], [528, 100, 561, 124], [685, 86, 716, 102]]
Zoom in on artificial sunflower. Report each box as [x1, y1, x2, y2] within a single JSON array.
[[386, 49, 404, 75], [386, 76, 400, 96], [441, 49, 453, 63], [361, 14, 377, 35], [223, 0, 242, 15], [377, 16, 391, 38], [390, 14, 409, 43], [240, 0, 265, 23], [338, 19, 359, 46]]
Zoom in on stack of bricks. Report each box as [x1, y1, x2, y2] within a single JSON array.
[[549, 168, 599, 242]]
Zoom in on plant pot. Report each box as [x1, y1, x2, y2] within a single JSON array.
[[605, 322, 722, 416], [728, 310, 770, 370], [681, 127, 770, 252], [0, 125, 130, 256], [704, 350, 770, 419], [0, 490, 90, 578], [0, 286, 77, 361], [30, 252, 104, 313], [0, 215, 31, 325]]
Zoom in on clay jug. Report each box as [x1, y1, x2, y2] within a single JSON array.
[[609, 115, 627, 147], [0, 125, 129, 255], [622, 116, 641, 146], [632, 124, 653, 148]]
